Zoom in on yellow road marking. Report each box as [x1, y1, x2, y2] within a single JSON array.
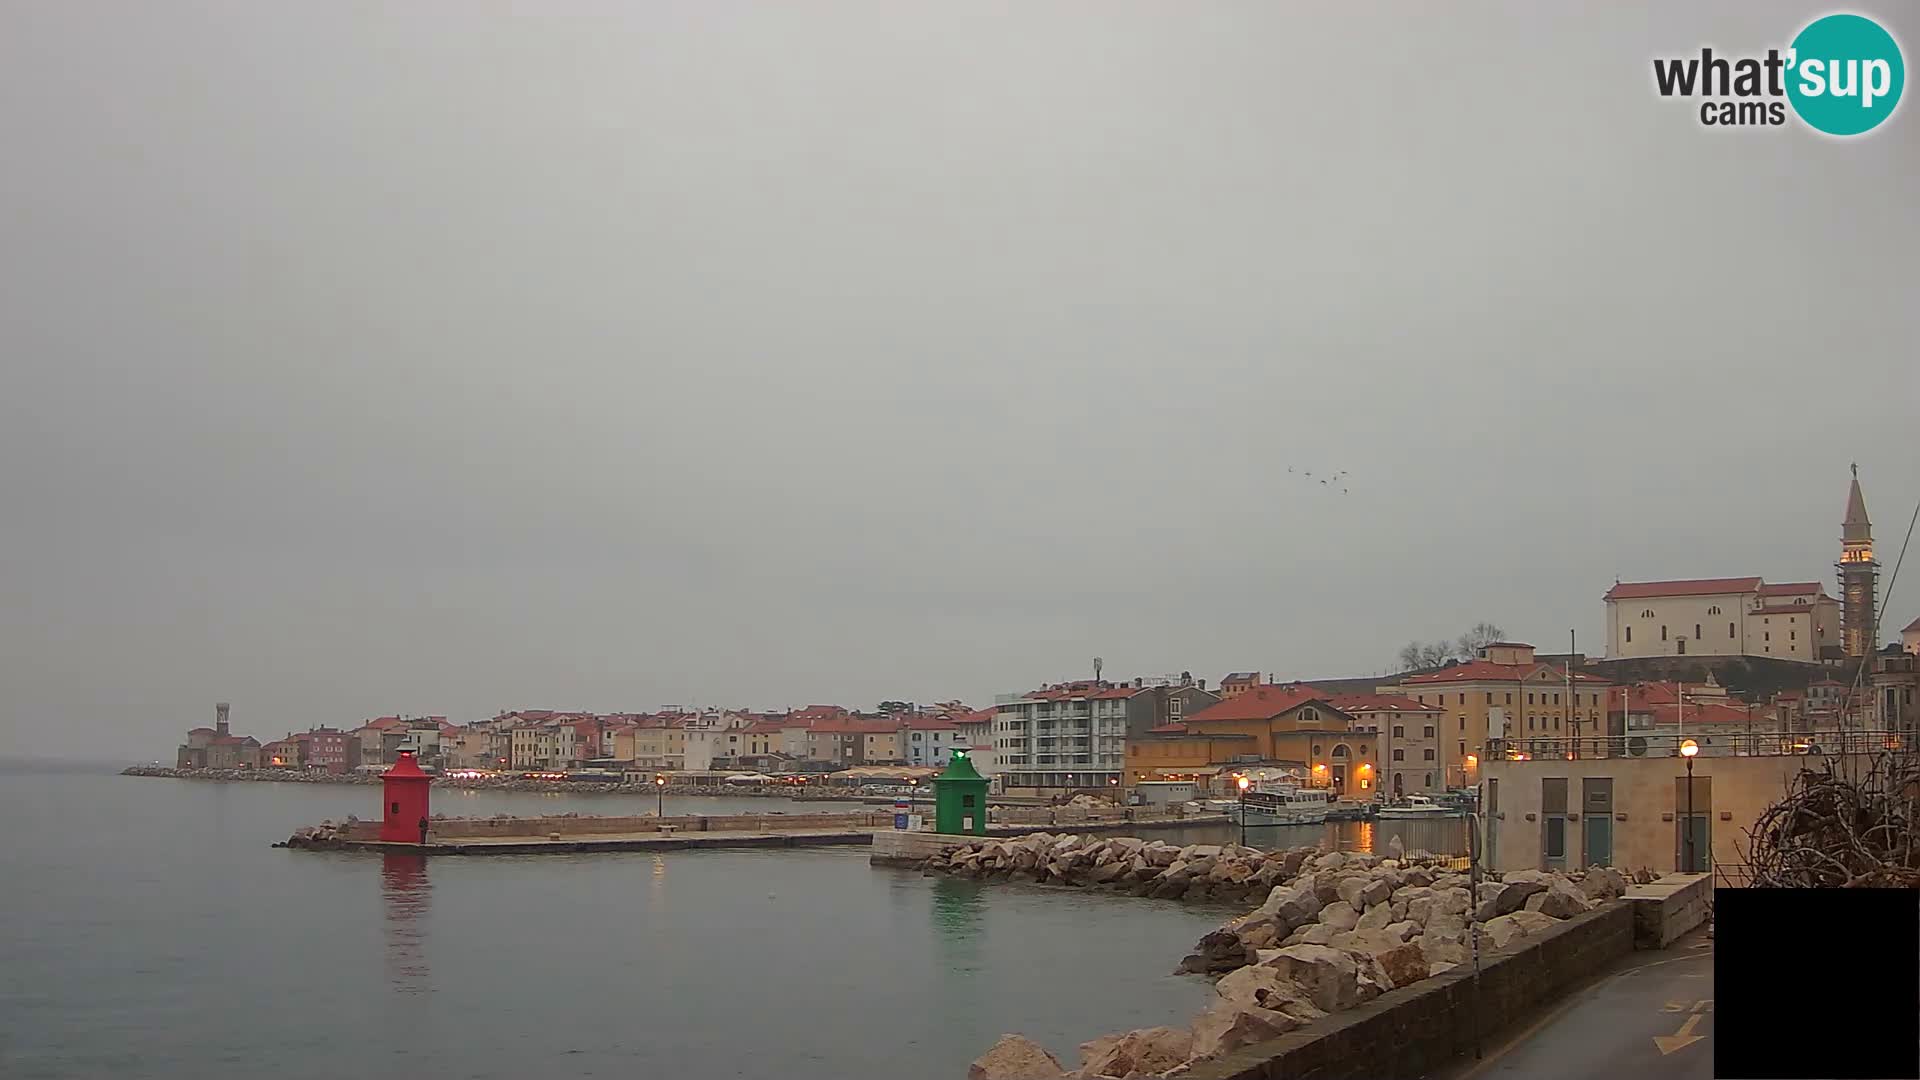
[[1654, 1013, 1707, 1055]]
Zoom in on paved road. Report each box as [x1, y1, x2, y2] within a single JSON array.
[[1435, 930, 1715, 1080]]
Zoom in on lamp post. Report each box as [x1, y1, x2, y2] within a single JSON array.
[[1679, 739, 1699, 873], [1236, 775, 1250, 845], [655, 773, 666, 817]]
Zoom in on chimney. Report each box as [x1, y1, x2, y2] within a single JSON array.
[[1198, 679, 1207, 692], [216, 702, 231, 738]]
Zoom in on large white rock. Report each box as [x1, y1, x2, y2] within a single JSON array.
[[1580, 866, 1628, 901], [1527, 880, 1592, 919], [1214, 964, 1325, 1023], [1260, 943, 1366, 1013], [1189, 1001, 1300, 1060], [968, 1035, 1067, 1080], [1355, 902, 1394, 931], [1319, 901, 1361, 932], [1078, 1026, 1193, 1079]]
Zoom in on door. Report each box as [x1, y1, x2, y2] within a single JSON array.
[[1678, 815, 1710, 872], [1544, 815, 1568, 871], [1583, 813, 1613, 867]]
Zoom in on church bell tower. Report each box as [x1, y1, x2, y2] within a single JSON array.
[[1838, 464, 1879, 657]]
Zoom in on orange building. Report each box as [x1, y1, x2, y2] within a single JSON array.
[[1125, 685, 1379, 798]]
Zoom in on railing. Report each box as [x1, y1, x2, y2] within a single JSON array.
[[1485, 728, 1911, 760]]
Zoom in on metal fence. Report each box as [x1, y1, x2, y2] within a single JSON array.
[[1485, 728, 1911, 761]]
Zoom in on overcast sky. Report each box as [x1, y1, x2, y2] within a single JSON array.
[[2, 2, 1915, 758]]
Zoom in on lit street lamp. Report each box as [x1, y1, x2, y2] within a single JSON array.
[[1679, 739, 1699, 873], [655, 773, 667, 817], [1236, 775, 1251, 845]]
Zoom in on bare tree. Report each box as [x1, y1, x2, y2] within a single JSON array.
[[1456, 622, 1507, 659], [1395, 622, 1507, 672]]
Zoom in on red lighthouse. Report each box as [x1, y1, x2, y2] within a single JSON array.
[[379, 751, 432, 844]]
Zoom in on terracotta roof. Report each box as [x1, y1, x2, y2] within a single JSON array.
[[898, 715, 960, 731], [1481, 641, 1534, 649], [1758, 582, 1824, 596], [1604, 577, 1762, 600], [1325, 693, 1441, 714], [1405, 660, 1607, 685], [1221, 672, 1261, 682], [947, 708, 997, 726], [739, 720, 787, 735], [1184, 685, 1329, 722]]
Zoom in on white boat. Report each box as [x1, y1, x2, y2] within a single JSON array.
[[1376, 795, 1459, 819], [1230, 785, 1332, 826]]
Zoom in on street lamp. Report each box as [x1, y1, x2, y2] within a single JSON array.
[[1679, 739, 1699, 873], [655, 773, 667, 817], [1236, 775, 1251, 845]]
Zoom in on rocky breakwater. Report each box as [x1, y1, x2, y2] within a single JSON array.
[[965, 851, 1630, 1079], [122, 766, 847, 799], [925, 834, 1313, 907]]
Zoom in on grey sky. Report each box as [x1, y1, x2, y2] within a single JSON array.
[[2, 2, 1915, 758]]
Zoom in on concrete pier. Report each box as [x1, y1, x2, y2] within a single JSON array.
[[332, 828, 876, 856]]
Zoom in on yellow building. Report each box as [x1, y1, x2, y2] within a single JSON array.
[[1383, 642, 1610, 789], [1126, 685, 1378, 798]]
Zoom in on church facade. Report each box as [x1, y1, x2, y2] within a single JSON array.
[[1602, 468, 1878, 662]]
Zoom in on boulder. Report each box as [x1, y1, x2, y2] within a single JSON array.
[[1177, 930, 1252, 975], [1383, 920, 1420, 942], [1433, 887, 1472, 917], [1355, 902, 1394, 931], [1290, 923, 1338, 946], [1424, 910, 1468, 941], [1235, 916, 1283, 950], [1508, 910, 1560, 935], [1429, 961, 1459, 978], [1526, 881, 1592, 919], [1327, 929, 1403, 957], [1214, 964, 1325, 1023], [1189, 1000, 1301, 1060], [1482, 914, 1527, 950], [1314, 851, 1349, 871], [1088, 861, 1129, 886], [968, 1035, 1067, 1080], [1078, 1026, 1193, 1079], [1318, 902, 1360, 932], [1491, 880, 1547, 917], [1581, 866, 1628, 901], [1336, 876, 1369, 912], [1422, 938, 1467, 967], [1373, 939, 1429, 989], [1260, 944, 1365, 1013], [1359, 878, 1394, 909]]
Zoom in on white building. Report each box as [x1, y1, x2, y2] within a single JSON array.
[[1604, 577, 1840, 661], [991, 681, 1131, 793]]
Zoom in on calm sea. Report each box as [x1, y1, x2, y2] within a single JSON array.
[[0, 762, 1464, 1080]]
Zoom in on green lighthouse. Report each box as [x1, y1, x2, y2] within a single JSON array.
[[932, 749, 990, 836]]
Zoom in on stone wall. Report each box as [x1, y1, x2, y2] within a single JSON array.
[[1181, 902, 1636, 1080]]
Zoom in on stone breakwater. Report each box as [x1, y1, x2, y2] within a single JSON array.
[[119, 766, 849, 799], [948, 835, 1629, 1079]]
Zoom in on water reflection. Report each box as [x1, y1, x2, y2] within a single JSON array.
[[380, 854, 432, 993], [1192, 818, 1471, 856]]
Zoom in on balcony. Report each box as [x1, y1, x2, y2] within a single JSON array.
[[1485, 728, 1909, 760]]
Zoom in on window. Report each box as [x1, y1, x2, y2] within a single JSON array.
[[1553, 717, 1561, 730], [1424, 773, 1434, 787], [1459, 716, 1465, 731], [1553, 693, 1560, 705], [1392, 725, 1405, 738], [1642, 609, 1654, 618], [1393, 749, 1405, 761], [1424, 725, 1436, 738], [1486, 692, 1494, 704], [1626, 626, 1632, 643], [1312, 744, 1322, 756], [1546, 817, 1566, 859], [1708, 605, 1721, 615], [1694, 624, 1701, 639], [1528, 717, 1535, 730], [1458, 741, 1466, 756], [1332, 744, 1349, 759], [1301, 708, 1317, 723], [1528, 693, 1535, 705], [1661, 625, 1669, 640], [1423, 748, 1435, 760], [912, 732, 922, 742], [1729, 622, 1736, 638], [1765, 632, 1770, 642], [1169, 699, 1183, 716], [1458, 693, 1466, 705]]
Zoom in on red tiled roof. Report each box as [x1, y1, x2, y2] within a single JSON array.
[[1325, 693, 1441, 714], [1604, 577, 1762, 600], [1758, 582, 1824, 597], [1184, 685, 1327, 722], [947, 708, 996, 726], [898, 715, 960, 731], [1904, 616, 1920, 634], [810, 717, 901, 734], [740, 720, 787, 735]]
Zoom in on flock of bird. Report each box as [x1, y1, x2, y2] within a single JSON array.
[[1287, 466, 1350, 494]]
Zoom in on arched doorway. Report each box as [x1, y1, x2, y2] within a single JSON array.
[[1331, 743, 1350, 794]]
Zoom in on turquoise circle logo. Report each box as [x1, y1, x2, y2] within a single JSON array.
[[1787, 14, 1905, 135]]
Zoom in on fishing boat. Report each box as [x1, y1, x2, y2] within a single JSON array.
[[1375, 794, 1459, 819], [1230, 785, 1332, 826]]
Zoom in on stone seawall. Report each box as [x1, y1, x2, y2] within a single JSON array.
[[1183, 902, 1636, 1080]]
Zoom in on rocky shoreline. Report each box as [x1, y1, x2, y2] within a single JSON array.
[[939, 834, 1632, 1078], [118, 765, 860, 799]]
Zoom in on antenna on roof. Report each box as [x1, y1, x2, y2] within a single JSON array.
[[1093, 656, 1104, 683]]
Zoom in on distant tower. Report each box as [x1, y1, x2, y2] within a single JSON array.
[[216, 702, 231, 738], [1838, 464, 1879, 657]]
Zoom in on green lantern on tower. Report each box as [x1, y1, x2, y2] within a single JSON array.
[[933, 750, 990, 836]]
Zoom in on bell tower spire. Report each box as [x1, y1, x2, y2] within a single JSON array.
[[1838, 464, 1878, 657]]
